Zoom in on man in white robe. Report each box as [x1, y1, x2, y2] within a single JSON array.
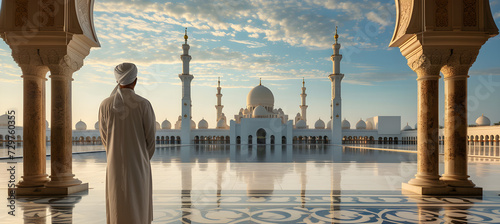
[[99, 63, 156, 224]]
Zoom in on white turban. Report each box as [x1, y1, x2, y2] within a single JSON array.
[[111, 63, 138, 109]]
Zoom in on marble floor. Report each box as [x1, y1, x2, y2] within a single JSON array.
[[1, 144, 500, 223]]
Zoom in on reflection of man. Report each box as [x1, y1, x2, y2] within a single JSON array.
[[99, 63, 156, 224]]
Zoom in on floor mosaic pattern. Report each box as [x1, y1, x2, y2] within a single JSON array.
[[2, 144, 500, 223], [11, 191, 500, 223]]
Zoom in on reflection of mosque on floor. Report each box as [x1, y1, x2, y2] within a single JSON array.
[[7, 144, 500, 222]]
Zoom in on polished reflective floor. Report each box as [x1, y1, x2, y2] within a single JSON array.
[[1, 144, 500, 223]]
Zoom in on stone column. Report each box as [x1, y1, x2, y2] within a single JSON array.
[[17, 63, 50, 187], [45, 56, 82, 188], [440, 49, 479, 188], [404, 52, 447, 190]]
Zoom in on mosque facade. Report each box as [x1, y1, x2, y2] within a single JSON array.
[[1, 29, 499, 147]]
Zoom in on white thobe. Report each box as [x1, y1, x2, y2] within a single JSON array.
[[99, 88, 156, 224]]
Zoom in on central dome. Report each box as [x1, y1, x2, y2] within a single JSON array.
[[246, 85, 274, 108]]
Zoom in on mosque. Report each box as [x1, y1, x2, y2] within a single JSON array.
[[1, 29, 499, 147]]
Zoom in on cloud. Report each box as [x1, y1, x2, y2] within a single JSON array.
[[366, 11, 391, 27], [229, 39, 266, 48], [248, 33, 259, 38], [93, 0, 396, 49], [211, 31, 228, 37], [81, 1, 405, 87]]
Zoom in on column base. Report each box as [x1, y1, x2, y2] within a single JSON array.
[[440, 175, 476, 188], [45, 173, 82, 188], [17, 174, 49, 188], [402, 183, 482, 195], [10, 183, 88, 196], [407, 174, 448, 188]]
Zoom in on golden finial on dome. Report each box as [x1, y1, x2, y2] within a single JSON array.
[[334, 26, 339, 44], [184, 28, 188, 41], [259, 78, 262, 86], [302, 77, 305, 87], [218, 77, 220, 87]]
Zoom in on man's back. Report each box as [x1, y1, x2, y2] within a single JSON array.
[[99, 88, 156, 224], [99, 88, 155, 161]]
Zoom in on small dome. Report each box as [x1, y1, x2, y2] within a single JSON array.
[[0, 114, 8, 126], [155, 122, 161, 130], [247, 85, 274, 109], [253, 105, 268, 118], [476, 114, 491, 126], [75, 120, 87, 130], [327, 120, 332, 129], [403, 123, 412, 131], [296, 120, 307, 129], [314, 118, 325, 129], [161, 119, 171, 129], [191, 120, 196, 129], [94, 121, 99, 130], [175, 116, 182, 129], [356, 119, 366, 129], [366, 121, 373, 130], [198, 119, 208, 129], [341, 119, 350, 129], [216, 119, 227, 129], [243, 108, 250, 115]]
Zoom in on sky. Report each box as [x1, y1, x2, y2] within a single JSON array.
[[1, 0, 500, 129]]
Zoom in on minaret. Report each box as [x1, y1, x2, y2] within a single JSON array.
[[179, 28, 194, 144], [215, 77, 224, 122], [329, 26, 344, 144], [299, 78, 308, 124]]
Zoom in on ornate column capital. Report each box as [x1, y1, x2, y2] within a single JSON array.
[[40, 48, 83, 78], [10, 48, 49, 79], [441, 48, 480, 80], [407, 48, 449, 79]]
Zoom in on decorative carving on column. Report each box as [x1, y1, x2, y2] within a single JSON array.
[[396, 0, 411, 39], [42, 48, 83, 188], [39, 0, 55, 27], [12, 48, 41, 65], [435, 0, 449, 27], [441, 49, 479, 76], [11, 48, 50, 187], [440, 48, 481, 191], [41, 49, 83, 72], [405, 49, 448, 190], [15, 0, 28, 27], [407, 48, 449, 74], [463, 0, 477, 27]]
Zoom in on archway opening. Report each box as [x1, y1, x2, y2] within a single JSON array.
[[257, 128, 266, 144]]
